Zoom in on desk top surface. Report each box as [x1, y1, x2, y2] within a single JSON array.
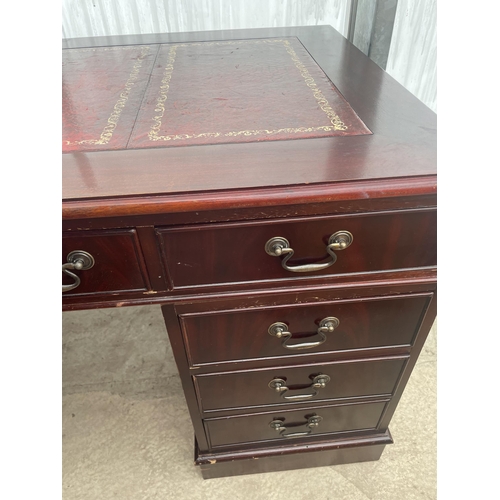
[[63, 38, 371, 152], [62, 26, 436, 218]]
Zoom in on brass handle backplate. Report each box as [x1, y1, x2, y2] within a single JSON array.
[[265, 231, 353, 273], [62, 251, 95, 293], [268, 374, 331, 401], [268, 316, 340, 350], [269, 415, 323, 438]]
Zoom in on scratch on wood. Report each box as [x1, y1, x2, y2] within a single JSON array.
[[208, 459, 217, 464], [143, 290, 158, 295]]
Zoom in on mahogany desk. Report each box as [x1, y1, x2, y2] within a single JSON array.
[[62, 25, 437, 479]]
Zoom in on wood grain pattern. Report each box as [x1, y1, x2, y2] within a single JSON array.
[[161, 278, 436, 459], [62, 26, 436, 212], [205, 400, 388, 448], [64, 268, 437, 311], [135, 226, 169, 291], [158, 209, 437, 289], [194, 356, 407, 412], [180, 293, 431, 367], [62, 229, 150, 295], [62, 26, 437, 479], [62, 177, 437, 221], [377, 289, 437, 430]]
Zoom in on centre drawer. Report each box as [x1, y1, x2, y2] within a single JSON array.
[[194, 356, 407, 412], [180, 293, 431, 367], [204, 400, 388, 448], [157, 209, 436, 289]]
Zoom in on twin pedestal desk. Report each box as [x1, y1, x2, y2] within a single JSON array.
[[62, 26, 437, 479]]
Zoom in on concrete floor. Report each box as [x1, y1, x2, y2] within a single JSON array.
[[62, 305, 436, 499]]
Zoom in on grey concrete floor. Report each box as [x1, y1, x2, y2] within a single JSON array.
[[62, 305, 436, 499]]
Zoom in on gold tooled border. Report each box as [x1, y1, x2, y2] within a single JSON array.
[[148, 38, 347, 142], [64, 45, 151, 146]]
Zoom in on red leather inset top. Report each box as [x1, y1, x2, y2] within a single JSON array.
[[62, 38, 371, 153]]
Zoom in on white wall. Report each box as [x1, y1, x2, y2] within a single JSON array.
[[62, 0, 352, 39], [386, 0, 437, 111]]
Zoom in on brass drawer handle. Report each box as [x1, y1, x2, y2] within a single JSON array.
[[269, 415, 323, 438], [269, 374, 331, 401], [268, 317, 340, 350], [265, 231, 353, 273], [62, 251, 95, 292]]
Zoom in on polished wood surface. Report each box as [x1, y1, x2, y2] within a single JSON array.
[[62, 229, 150, 295], [62, 177, 436, 221], [180, 293, 431, 367], [62, 26, 437, 479], [205, 400, 388, 448], [63, 267, 436, 312], [194, 356, 407, 412], [62, 26, 436, 216], [158, 209, 436, 289], [196, 431, 392, 479], [161, 280, 436, 457]]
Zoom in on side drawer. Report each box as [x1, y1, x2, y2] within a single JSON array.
[[194, 356, 407, 412], [62, 229, 150, 296], [205, 400, 388, 448], [180, 293, 431, 367], [157, 209, 436, 289]]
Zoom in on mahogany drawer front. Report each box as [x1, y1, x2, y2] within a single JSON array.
[[180, 293, 431, 367], [62, 229, 149, 295], [205, 400, 388, 448], [157, 209, 436, 289], [194, 356, 407, 412]]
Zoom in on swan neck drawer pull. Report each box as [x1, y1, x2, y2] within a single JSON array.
[[265, 231, 353, 272], [268, 317, 340, 350], [268, 374, 331, 401], [62, 251, 95, 292], [269, 415, 323, 438]]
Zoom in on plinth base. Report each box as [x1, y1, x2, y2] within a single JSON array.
[[195, 430, 393, 479]]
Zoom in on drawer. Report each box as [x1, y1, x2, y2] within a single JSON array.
[[157, 209, 436, 289], [180, 293, 431, 367], [205, 400, 388, 448], [62, 229, 150, 295], [194, 356, 407, 412]]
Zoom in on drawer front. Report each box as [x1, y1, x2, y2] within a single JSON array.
[[157, 209, 436, 289], [62, 230, 149, 295], [205, 400, 387, 448], [194, 357, 406, 412], [181, 293, 431, 366]]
